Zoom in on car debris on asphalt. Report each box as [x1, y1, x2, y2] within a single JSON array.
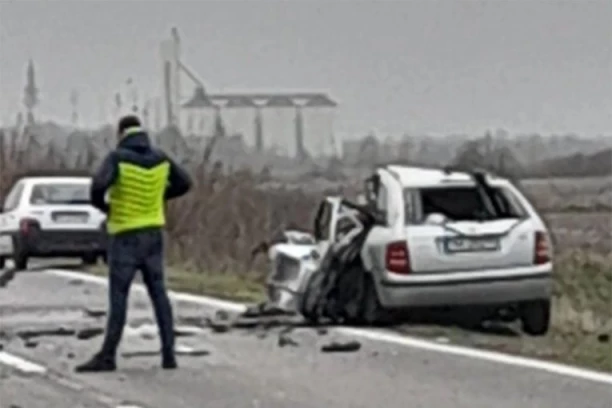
[[0, 268, 16, 288], [320, 340, 361, 353]]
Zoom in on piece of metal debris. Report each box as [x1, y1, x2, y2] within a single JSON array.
[[215, 310, 231, 321], [242, 302, 296, 318], [0, 269, 16, 288], [174, 325, 204, 337], [320, 340, 361, 353], [24, 340, 38, 348], [316, 327, 329, 336], [205, 316, 232, 333], [82, 308, 106, 318], [76, 327, 104, 340], [176, 345, 210, 356], [17, 327, 76, 340], [278, 332, 299, 348], [140, 331, 155, 340]]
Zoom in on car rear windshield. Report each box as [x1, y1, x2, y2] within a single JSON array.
[[407, 185, 527, 223], [30, 183, 90, 205]]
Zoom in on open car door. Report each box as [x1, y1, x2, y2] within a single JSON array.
[[266, 197, 342, 311]]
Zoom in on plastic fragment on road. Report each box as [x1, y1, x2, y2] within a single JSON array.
[[82, 307, 106, 318], [0, 268, 16, 288], [320, 340, 361, 353], [16, 327, 76, 340], [76, 327, 104, 340]]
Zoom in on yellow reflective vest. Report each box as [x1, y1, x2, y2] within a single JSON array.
[[106, 161, 169, 235]]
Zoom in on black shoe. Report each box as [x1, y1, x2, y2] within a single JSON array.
[[162, 355, 178, 370], [75, 353, 116, 373]]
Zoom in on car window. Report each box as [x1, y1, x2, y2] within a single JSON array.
[[30, 183, 90, 206], [3, 182, 24, 212], [408, 185, 527, 224]]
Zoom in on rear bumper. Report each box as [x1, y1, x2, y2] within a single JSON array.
[[376, 265, 553, 308], [8, 229, 107, 257]]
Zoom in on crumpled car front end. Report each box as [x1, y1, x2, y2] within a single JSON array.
[[265, 232, 320, 312]]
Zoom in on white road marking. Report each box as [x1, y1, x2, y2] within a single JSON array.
[[49, 269, 612, 386], [0, 351, 47, 374]]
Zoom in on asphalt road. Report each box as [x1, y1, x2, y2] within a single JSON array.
[[1, 267, 611, 408]]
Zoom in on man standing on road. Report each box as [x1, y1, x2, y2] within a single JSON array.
[[76, 115, 192, 373]]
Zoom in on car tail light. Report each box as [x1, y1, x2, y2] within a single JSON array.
[[19, 218, 40, 235], [385, 241, 411, 274], [534, 231, 551, 265]]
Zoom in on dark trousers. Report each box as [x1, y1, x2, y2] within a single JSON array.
[[100, 228, 175, 358]]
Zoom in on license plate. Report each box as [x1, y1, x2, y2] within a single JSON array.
[[0, 235, 13, 255], [445, 237, 499, 253], [56, 215, 87, 223]]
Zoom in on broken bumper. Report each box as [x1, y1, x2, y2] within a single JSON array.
[[376, 267, 553, 308]]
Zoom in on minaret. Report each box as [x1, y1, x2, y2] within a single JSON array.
[[23, 59, 39, 126]]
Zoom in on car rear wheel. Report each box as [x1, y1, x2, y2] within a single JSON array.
[[81, 253, 98, 266], [359, 274, 393, 327], [0, 256, 5, 270], [13, 252, 28, 271], [300, 270, 325, 324], [519, 299, 551, 336], [12, 237, 29, 271]]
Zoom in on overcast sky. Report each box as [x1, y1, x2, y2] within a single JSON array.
[[0, 0, 610, 137]]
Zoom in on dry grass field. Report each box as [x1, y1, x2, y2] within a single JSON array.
[[1, 130, 610, 372]]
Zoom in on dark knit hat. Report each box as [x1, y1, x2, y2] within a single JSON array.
[[117, 115, 141, 135]]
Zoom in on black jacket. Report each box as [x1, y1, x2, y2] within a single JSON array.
[[90, 130, 192, 214]]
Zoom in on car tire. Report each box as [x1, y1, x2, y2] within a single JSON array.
[[13, 252, 28, 271], [360, 274, 393, 327], [12, 237, 29, 271], [519, 299, 551, 336], [0, 256, 5, 270], [299, 270, 325, 324], [81, 253, 98, 266]]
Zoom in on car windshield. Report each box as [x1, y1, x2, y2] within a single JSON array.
[[30, 183, 90, 205], [406, 185, 527, 224]]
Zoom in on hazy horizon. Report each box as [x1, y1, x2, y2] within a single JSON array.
[[1, 0, 610, 138]]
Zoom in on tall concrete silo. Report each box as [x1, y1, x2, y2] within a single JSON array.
[[222, 96, 257, 149], [183, 86, 216, 137], [302, 94, 337, 158], [261, 95, 297, 157]]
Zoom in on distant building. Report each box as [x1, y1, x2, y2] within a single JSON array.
[[160, 28, 338, 159]]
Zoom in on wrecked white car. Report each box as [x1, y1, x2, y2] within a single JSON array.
[[266, 165, 554, 336]]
